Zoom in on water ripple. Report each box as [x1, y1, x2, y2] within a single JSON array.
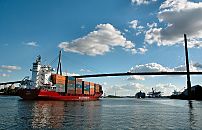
[[0, 97, 202, 129]]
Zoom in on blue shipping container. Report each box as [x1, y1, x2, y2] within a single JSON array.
[[68, 76, 75, 81], [55, 84, 65, 92]]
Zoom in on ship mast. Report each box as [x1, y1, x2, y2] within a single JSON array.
[[56, 50, 62, 75]]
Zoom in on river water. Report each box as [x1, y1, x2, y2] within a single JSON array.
[[0, 96, 202, 130]]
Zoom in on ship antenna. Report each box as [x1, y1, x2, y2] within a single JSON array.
[[56, 50, 62, 75]]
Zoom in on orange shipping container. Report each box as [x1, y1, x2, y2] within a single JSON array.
[[95, 87, 99, 92], [90, 88, 95, 95], [76, 88, 82, 94], [90, 82, 94, 86], [95, 84, 100, 93], [90, 82, 94, 88], [52, 74, 65, 84], [84, 81, 89, 85], [67, 89, 75, 95], [84, 90, 89, 95]]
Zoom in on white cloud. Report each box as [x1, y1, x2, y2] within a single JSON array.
[[138, 47, 148, 54], [124, 29, 129, 32], [129, 63, 172, 73], [159, 0, 202, 11], [137, 25, 144, 29], [131, 0, 157, 5], [128, 63, 171, 81], [62, 72, 80, 76], [104, 85, 123, 95], [145, 0, 202, 47], [104, 82, 146, 96], [147, 22, 157, 28], [174, 62, 202, 72], [104, 81, 178, 96], [59, 23, 136, 56], [131, 82, 146, 91], [0, 65, 21, 71], [129, 20, 146, 37], [127, 75, 145, 81], [127, 62, 202, 81], [0, 73, 9, 77], [187, 38, 202, 48], [136, 31, 142, 36], [129, 20, 145, 30], [155, 83, 177, 96], [25, 42, 38, 47], [80, 69, 93, 73], [131, 48, 137, 54], [145, 28, 162, 45], [129, 20, 138, 29]]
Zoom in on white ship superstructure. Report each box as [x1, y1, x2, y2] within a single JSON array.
[[30, 56, 53, 88]]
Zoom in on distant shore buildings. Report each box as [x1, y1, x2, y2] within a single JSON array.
[[0, 84, 19, 95], [147, 88, 162, 98], [171, 85, 202, 100]]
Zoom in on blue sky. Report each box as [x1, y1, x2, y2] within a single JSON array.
[[1, 0, 202, 96]]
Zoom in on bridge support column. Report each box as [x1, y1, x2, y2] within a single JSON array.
[[184, 34, 191, 99]]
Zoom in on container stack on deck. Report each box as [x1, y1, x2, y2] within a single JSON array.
[[95, 84, 100, 93], [76, 78, 82, 94], [51, 74, 102, 95], [83, 81, 90, 95], [52, 74, 65, 92], [67, 76, 75, 95], [90, 82, 95, 95]]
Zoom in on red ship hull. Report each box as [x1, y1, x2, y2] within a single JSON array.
[[18, 89, 102, 101]]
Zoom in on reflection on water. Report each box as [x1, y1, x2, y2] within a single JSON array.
[[0, 97, 202, 129], [62, 101, 102, 129], [30, 100, 101, 129], [188, 100, 197, 129], [31, 101, 64, 128]]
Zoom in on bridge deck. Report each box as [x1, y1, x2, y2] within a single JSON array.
[[74, 72, 202, 78], [1, 72, 202, 85]]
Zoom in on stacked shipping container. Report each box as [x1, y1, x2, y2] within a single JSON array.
[[95, 84, 100, 93], [83, 81, 90, 95], [90, 82, 95, 95], [67, 76, 75, 95], [76, 78, 82, 94], [52, 75, 102, 95], [51, 74, 66, 92]]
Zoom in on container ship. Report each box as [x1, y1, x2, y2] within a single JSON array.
[[17, 52, 103, 101]]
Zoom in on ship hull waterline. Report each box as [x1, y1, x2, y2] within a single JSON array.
[[18, 89, 102, 101]]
